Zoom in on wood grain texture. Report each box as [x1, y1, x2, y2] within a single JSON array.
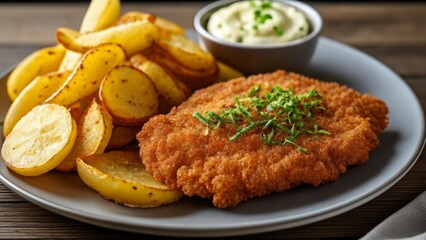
[[0, 1, 425, 239], [317, 3, 426, 47], [0, 2, 425, 47]]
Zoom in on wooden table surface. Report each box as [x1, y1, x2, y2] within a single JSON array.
[[0, 1, 425, 239]]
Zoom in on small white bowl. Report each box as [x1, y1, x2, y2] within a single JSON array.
[[194, 0, 323, 75]]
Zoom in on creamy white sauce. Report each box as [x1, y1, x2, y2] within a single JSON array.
[[207, 0, 310, 44]]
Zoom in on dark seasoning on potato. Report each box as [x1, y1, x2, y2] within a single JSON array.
[[1, 0, 242, 208], [1, 0, 389, 210]]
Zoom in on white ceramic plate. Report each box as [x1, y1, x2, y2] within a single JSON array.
[[0, 35, 424, 237]]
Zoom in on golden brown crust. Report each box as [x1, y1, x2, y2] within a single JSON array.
[[137, 70, 389, 208]]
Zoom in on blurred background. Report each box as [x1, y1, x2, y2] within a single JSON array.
[[0, 0, 424, 76]]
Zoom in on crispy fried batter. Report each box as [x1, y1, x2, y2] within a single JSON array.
[[137, 70, 389, 208]]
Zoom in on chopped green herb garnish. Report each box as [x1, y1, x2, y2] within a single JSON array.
[[251, 0, 274, 30], [193, 85, 330, 153], [260, 1, 272, 9], [193, 112, 211, 126], [250, 0, 272, 8], [273, 25, 284, 36], [255, 11, 272, 24]]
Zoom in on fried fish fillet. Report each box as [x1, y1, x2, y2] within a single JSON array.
[[137, 70, 389, 209]]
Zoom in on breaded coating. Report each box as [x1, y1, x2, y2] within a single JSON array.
[[137, 70, 389, 209]]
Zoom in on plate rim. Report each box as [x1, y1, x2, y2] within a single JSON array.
[[0, 36, 424, 237]]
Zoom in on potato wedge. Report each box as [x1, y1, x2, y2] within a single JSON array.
[[1, 104, 77, 177], [116, 11, 156, 25], [216, 61, 244, 83], [99, 65, 158, 126], [56, 28, 87, 53], [3, 71, 71, 137], [129, 53, 149, 66], [7, 44, 66, 101], [154, 33, 215, 71], [80, 0, 121, 33], [115, 12, 183, 36], [149, 50, 218, 79], [59, 0, 120, 72], [56, 29, 82, 73], [56, 21, 159, 56], [76, 151, 183, 208], [155, 16, 185, 35], [106, 126, 139, 150], [137, 60, 189, 106], [58, 51, 82, 72], [56, 99, 113, 172], [68, 92, 98, 123], [146, 48, 219, 90], [46, 43, 126, 106]]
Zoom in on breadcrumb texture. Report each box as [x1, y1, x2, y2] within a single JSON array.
[[137, 70, 389, 209]]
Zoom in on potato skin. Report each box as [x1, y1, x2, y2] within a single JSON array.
[[77, 151, 183, 208], [138, 60, 189, 106], [3, 71, 70, 137], [1, 0, 232, 210], [106, 126, 139, 150], [99, 65, 159, 126], [56, 99, 113, 172], [79, 0, 121, 33], [46, 43, 126, 106], [56, 21, 159, 56], [7, 44, 66, 101]]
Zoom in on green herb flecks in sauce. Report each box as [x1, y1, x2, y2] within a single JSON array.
[[250, 0, 281, 35], [193, 85, 330, 153], [208, 0, 310, 44]]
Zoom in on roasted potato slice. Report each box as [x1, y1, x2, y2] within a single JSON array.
[[146, 48, 219, 90], [7, 44, 66, 101], [59, 51, 82, 72], [59, 0, 121, 72], [136, 60, 189, 106], [57, 99, 113, 172], [216, 61, 244, 83], [155, 16, 185, 35], [106, 126, 139, 150], [1, 104, 77, 176], [76, 151, 183, 208], [3, 71, 71, 137], [46, 43, 126, 106], [79, 0, 121, 33], [129, 53, 149, 66], [115, 12, 183, 35], [116, 11, 156, 25], [68, 92, 99, 123], [56, 21, 159, 56], [154, 33, 215, 71], [99, 65, 158, 126]]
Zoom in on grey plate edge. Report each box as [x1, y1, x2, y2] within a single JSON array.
[[0, 36, 425, 237]]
